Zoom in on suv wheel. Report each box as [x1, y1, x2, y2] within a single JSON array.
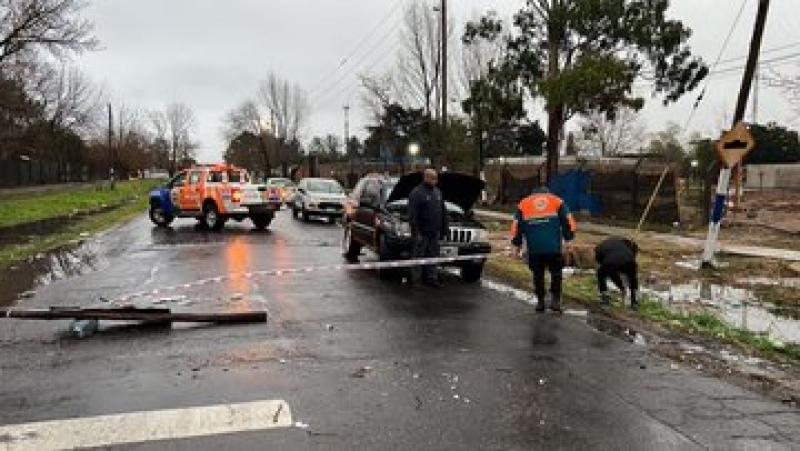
[[251, 214, 273, 231], [460, 262, 484, 283], [203, 201, 226, 231]]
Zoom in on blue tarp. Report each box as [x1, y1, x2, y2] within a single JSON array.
[[548, 169, 603, 217]]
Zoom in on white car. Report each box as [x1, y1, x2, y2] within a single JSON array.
[[292, 178, 347, 224]]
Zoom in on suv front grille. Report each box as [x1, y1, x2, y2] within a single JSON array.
[[319, 202, 343, 210], [446, 228, 473, 243]]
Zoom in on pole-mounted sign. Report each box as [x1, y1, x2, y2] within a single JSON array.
[[701, 121, 755, 267], [717, 121, 755, 168]]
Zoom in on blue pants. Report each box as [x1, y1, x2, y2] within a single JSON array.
[[413, 234, 440, 283]]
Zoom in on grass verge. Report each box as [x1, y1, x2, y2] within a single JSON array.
[[485, 256, 800, 364], [0, 189, 151, 269], [0, 180, 159, 229]]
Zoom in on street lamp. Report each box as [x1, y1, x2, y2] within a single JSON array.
[[404, 143, 420, 174], [690, 160, 699, 186]]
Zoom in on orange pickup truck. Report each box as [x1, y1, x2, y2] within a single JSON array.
[[149, 164, 282, 231]]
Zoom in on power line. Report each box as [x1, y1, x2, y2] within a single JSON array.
[[307, 0, 406, 98], [312, 17, 404, 112], [711, 51, 800, 76], [682, 0, 748, 132], [714, 41, 800, 67]]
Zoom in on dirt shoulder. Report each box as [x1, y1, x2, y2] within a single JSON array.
[[481, 217, 800, 404]]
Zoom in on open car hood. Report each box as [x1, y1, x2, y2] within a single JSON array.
[[386, 172, 485, 212]]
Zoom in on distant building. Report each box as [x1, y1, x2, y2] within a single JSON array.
[[745, 164, 800, 190]]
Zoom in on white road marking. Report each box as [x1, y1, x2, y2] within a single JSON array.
[[0, 399, 292, 450]]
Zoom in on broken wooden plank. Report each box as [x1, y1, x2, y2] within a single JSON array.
[[1, 307, 267, 324]]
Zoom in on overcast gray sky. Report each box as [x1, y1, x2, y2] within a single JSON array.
[[75, 0, 800, 163]]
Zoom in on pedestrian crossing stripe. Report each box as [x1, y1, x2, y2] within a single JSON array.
[[0, 399, 292, 450]]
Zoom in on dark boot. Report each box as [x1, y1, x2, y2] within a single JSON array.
[[630, 290, 640, 311], [535, 297, 546, 313], [550, 296, 563, 314]]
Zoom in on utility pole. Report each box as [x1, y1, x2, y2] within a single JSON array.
[[752, 65, 759, 123], [440, 0, 447, 169], [344, 105, 352, 184], [701, 0, 770, 268], [107, 103, 115, 190]]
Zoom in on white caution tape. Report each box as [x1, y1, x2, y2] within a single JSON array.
[[113, 251, 512, 304]]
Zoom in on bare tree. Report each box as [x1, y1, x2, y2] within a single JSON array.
[[34, 64, 102, 133], [151, 103, 195, 175], [0, 0, 97, 65], [358, 72, 396, 121], [575, 108, 647, 157], [764, 68, 800, 122], [396, 0, 446, 118], [459, 22, 504, 100], [224, 100, 275, 175], [257, 72, 308, 144], [255, 72, 309, 175]]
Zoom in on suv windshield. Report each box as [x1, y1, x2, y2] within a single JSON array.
[[307, 180, 343, 194]]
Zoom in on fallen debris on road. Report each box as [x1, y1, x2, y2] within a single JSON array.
[[1, 306, 268, 324]]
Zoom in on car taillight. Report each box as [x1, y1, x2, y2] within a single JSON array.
[[232, 189, 242, 203]]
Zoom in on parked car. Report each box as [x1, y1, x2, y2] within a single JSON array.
[[292, 178, 347, 223], [149, 164, 282, 231], [265, 177, 296, 207], [342, 172, 491, 282]]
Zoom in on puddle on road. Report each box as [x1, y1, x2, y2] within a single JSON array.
[[738, 277, 800, 288], [642, 281, 800, 345], [0, 243, 98, 307]]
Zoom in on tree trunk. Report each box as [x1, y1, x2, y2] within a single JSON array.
[[544, 0, 563, 185], [260, 136, 271, 177], [545, 106, 563, 184]]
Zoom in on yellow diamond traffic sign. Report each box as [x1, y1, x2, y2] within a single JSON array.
[[716, 121, 755, 168]]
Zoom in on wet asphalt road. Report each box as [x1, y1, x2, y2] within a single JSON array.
[[0, 210, 798, 450]]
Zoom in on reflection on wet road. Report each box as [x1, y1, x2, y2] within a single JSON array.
[[0, 210, 797, 450]]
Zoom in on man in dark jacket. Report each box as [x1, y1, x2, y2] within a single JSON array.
[[408, 169, 449, 287], [594, 236, 639, 310], [511, 186, 576, 313]]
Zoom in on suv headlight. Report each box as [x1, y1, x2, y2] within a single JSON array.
[[472, 229, 489, 243], [386, 221, 412, 237], [395, 222, 411, 237]]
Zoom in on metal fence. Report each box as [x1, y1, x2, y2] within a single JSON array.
[[485, 157, 681, 223], [0, 158, 94, 188]]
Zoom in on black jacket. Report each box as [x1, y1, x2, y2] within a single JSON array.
[[595, 236, 638, 267], [408, 183, 449, 236]]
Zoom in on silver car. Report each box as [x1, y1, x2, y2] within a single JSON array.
[[292, 178, 347, 224]]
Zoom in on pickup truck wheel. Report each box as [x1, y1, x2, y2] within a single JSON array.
[[149, 203, 174, 227], [460, 262, 484, 283], [202, 201, 225, 231], [251, 214, 273, 231], [342, 225, 361, 262]]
